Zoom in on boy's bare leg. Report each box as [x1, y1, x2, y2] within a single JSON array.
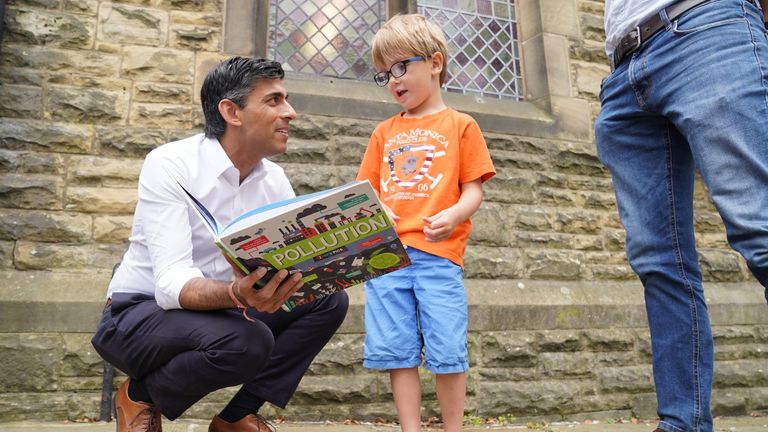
[[435, 372, 466, 432], [391, 367, 422, 432]]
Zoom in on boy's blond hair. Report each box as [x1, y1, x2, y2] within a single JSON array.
[[371, 14, 449, 86]]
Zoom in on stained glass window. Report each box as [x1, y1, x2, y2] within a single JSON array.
[[418, 0, 523, 100], [268, 0, 385, 80]]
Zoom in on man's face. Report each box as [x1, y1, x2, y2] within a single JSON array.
[[235, 79, 296, 159]]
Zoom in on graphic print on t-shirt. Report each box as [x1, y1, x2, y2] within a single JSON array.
[[380, 128, 447, 200]]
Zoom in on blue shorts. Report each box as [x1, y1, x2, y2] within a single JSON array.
[[363, 247, 468, 374]]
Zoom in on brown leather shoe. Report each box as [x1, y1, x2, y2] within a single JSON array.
[[208, 414, 276, 432], [114, 378, 162, 432]]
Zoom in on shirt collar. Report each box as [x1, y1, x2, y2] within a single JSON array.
[[201, 136, 268, 186]]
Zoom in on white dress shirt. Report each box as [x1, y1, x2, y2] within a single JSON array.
[[604, 0, 676, 57], [107, 133, 295, 310]]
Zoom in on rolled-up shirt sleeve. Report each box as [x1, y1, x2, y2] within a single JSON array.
[[137, 151, 203, 310]]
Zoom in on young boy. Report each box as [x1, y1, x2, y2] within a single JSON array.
[[356, 14, 496, 432]]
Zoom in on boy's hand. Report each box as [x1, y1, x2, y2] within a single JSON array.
[[382, 202, 400, 226], [225, 255, 303, 313], [422, 208, 460, 242]]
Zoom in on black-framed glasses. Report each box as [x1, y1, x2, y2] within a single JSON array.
[[373, 56, 425, 86]]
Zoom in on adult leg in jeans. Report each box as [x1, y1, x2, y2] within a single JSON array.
[[597, 1, 768, 431]]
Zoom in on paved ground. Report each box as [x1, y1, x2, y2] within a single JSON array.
[[1, 417, 767, 432]]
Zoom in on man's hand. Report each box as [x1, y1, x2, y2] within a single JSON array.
[[225, 256, 303, 313], [422, 208, 460, 242]]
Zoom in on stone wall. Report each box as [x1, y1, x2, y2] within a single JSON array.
[[1, 0, 766, 424]]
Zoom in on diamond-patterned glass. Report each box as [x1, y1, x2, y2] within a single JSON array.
[[269, 0, 384, 81], [419, 0, 523, 100]]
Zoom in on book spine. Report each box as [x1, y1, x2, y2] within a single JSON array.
[[215, 239, 250, 275]]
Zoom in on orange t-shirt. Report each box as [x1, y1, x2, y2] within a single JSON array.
[[357, 108, 496, 267]]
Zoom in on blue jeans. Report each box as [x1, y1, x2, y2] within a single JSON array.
[[595, 1, 768, 431]]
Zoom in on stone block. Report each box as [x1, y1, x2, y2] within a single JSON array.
[[0, 66, 44, 86], [471, 202, 513, 246], [68, 155, 143, 185], [480, 332, 537, 368], [484, 133, 548, 154], [129, 103, 193, 129], [695, 210, 726, 233], [0, 45, 121, 77], [7, 0, 61, 8], [97, 3, 169, 46], [573, 59, 606, 98], [290, 374, 383, 404], [133, 81, 192, 104], [0, 393, 72, 421], [64, 0, 99, 15], [483, 172, 536, 204], [0, 334, 63, 392], [306, 333, 364, 375], [538, 187, 577, 205], [581, 191, 617, 210], [93, 215, 132, 242], [514, 207, 553, 231], [474, 379, 585, 416], [699, 249, 747, 282], [331, 117, 381, 138], [538, 351, 592, 377], [325, 136, 367, 165], [161, 0, 221, 12], [0, 84, 42, 118], [0, 118, 93, 153], [265, 138, 333, 165], [65, 186, 137, 213], [590, 264, 635, 280], [490, 150, 546, 170], [538, 330, 583, 352], [47, 85, 129, 124], [0, 174, 63, 209], [170, 10, 221, 26], [554, 209, 602, 234], [714, 360, 768, 388], [289, 116, 334, 141], [0, 209, 91, 241], [48, 74, 132, 93], [96, 126, 166, 157], [169, 24, 221, 50], [712, 390, 748, 416], [60, 334, 103, 377], [584, 329, 636, 352], [14, 241, 127, 270], [3, 7, 95, 48], [596, 365, 654, 393], [464, 246, 524, 279], [526, 249, 584, 279], [540, 0, 580, 37], [0, 150, 65, 175], [0, 241, 13, 269], [282, 163, 354, 196], [713, 326, 760, 344], [122, 46, 195, 84]]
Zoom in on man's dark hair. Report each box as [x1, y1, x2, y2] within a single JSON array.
[[201, 57, 285, 139]]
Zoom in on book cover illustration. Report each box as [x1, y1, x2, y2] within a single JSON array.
[[218, 181, 411, 311]]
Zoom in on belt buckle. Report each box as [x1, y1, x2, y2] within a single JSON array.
[[612, 26, 642, 71]]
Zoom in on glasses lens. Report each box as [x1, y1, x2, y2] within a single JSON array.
[[374, 72, 388, 86], [390, 61, 407, 78]]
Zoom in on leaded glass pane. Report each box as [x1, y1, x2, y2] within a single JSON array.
[[269, 0, 384, 81], [419, 0, 523, 100]]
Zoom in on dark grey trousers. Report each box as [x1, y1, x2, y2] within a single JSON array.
[[91, 291, 348, 420]]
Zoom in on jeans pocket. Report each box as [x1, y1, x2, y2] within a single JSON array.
[[671, 1, 744, 35]]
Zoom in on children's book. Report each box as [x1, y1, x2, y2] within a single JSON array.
[[179, 179, 411, 312]]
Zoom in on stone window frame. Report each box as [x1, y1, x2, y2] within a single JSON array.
[[221, 0, 589, 139]]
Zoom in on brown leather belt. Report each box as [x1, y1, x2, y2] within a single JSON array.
[[612, 0, 712, 70]]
